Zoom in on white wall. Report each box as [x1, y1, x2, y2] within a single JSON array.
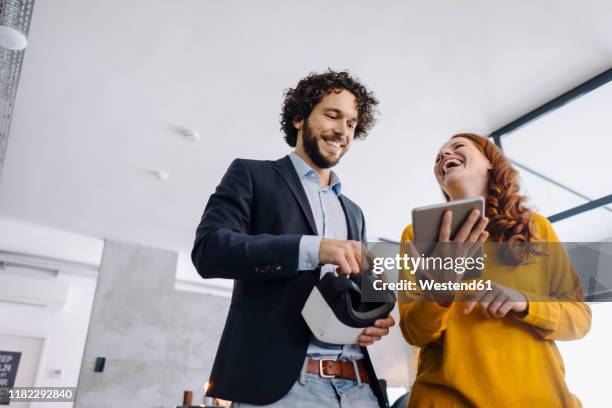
[[0, 267, 97, 408], [0, 217, 103, 407]]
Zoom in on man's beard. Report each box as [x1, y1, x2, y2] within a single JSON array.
[[302, 119, 345, 169]]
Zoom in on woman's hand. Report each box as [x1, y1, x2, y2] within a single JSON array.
[[463, 282, 528, 318], [404, 209, 489, 305]]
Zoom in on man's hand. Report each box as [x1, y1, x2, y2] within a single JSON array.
[[319, 239, 371, 275], [463, 282, 528, 318], [357, 315, 395, 347]]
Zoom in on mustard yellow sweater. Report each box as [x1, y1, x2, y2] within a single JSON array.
[[399, 213, 591, 407]]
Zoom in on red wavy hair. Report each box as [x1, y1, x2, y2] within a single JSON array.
[[446, 133, 540, 264]]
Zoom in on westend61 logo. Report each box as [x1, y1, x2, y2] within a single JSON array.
[[371, 254, 485, 275]]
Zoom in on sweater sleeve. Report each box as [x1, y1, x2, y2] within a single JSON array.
[[398, 224, 452, 347], [517, 214, 592, 340]]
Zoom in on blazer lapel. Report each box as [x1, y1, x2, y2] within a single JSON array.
[[339, 195, 359, 241], [274, 156, 318, 235]]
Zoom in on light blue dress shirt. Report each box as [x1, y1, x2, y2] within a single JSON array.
[[289, 152, 364, 361]]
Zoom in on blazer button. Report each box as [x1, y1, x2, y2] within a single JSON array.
[[274, 265, 282, 272], [254, 267, 261, 273]]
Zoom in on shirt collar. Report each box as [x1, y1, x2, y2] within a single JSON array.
[[289, 152, 342, 196]]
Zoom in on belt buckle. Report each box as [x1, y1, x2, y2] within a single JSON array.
[[318, 359, 336, 378]]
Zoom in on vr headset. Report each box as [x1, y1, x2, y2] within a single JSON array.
[[301, 272, 396, 345]]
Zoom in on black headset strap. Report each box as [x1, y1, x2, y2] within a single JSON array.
[[317, 273, 361, 302]]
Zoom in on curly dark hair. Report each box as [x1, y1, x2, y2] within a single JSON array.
[[280, 70, 379, 147]]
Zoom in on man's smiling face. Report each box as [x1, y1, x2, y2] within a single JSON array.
[[294, 89, 358, 169]]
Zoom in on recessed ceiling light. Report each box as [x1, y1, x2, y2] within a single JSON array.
[[182, 129, 200, 143], [154, 170, 170, 181]]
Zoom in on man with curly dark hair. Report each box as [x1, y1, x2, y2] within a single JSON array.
[[192, 70, 392, 407]]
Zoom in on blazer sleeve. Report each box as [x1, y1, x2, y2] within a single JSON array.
[[191, 159, 302, 280]]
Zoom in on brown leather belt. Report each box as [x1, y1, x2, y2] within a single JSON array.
[[306, 359, 370, 384]]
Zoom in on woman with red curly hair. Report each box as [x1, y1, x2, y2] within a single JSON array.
[[399, 133, 591, 407]]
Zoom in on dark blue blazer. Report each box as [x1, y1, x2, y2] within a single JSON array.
[[192, 155, 386, 407]]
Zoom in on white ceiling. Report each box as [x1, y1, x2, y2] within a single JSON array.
[[1, 0, 612, 253]]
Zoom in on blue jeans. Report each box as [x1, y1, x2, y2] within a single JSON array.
[[231, 366, 379, 407]]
